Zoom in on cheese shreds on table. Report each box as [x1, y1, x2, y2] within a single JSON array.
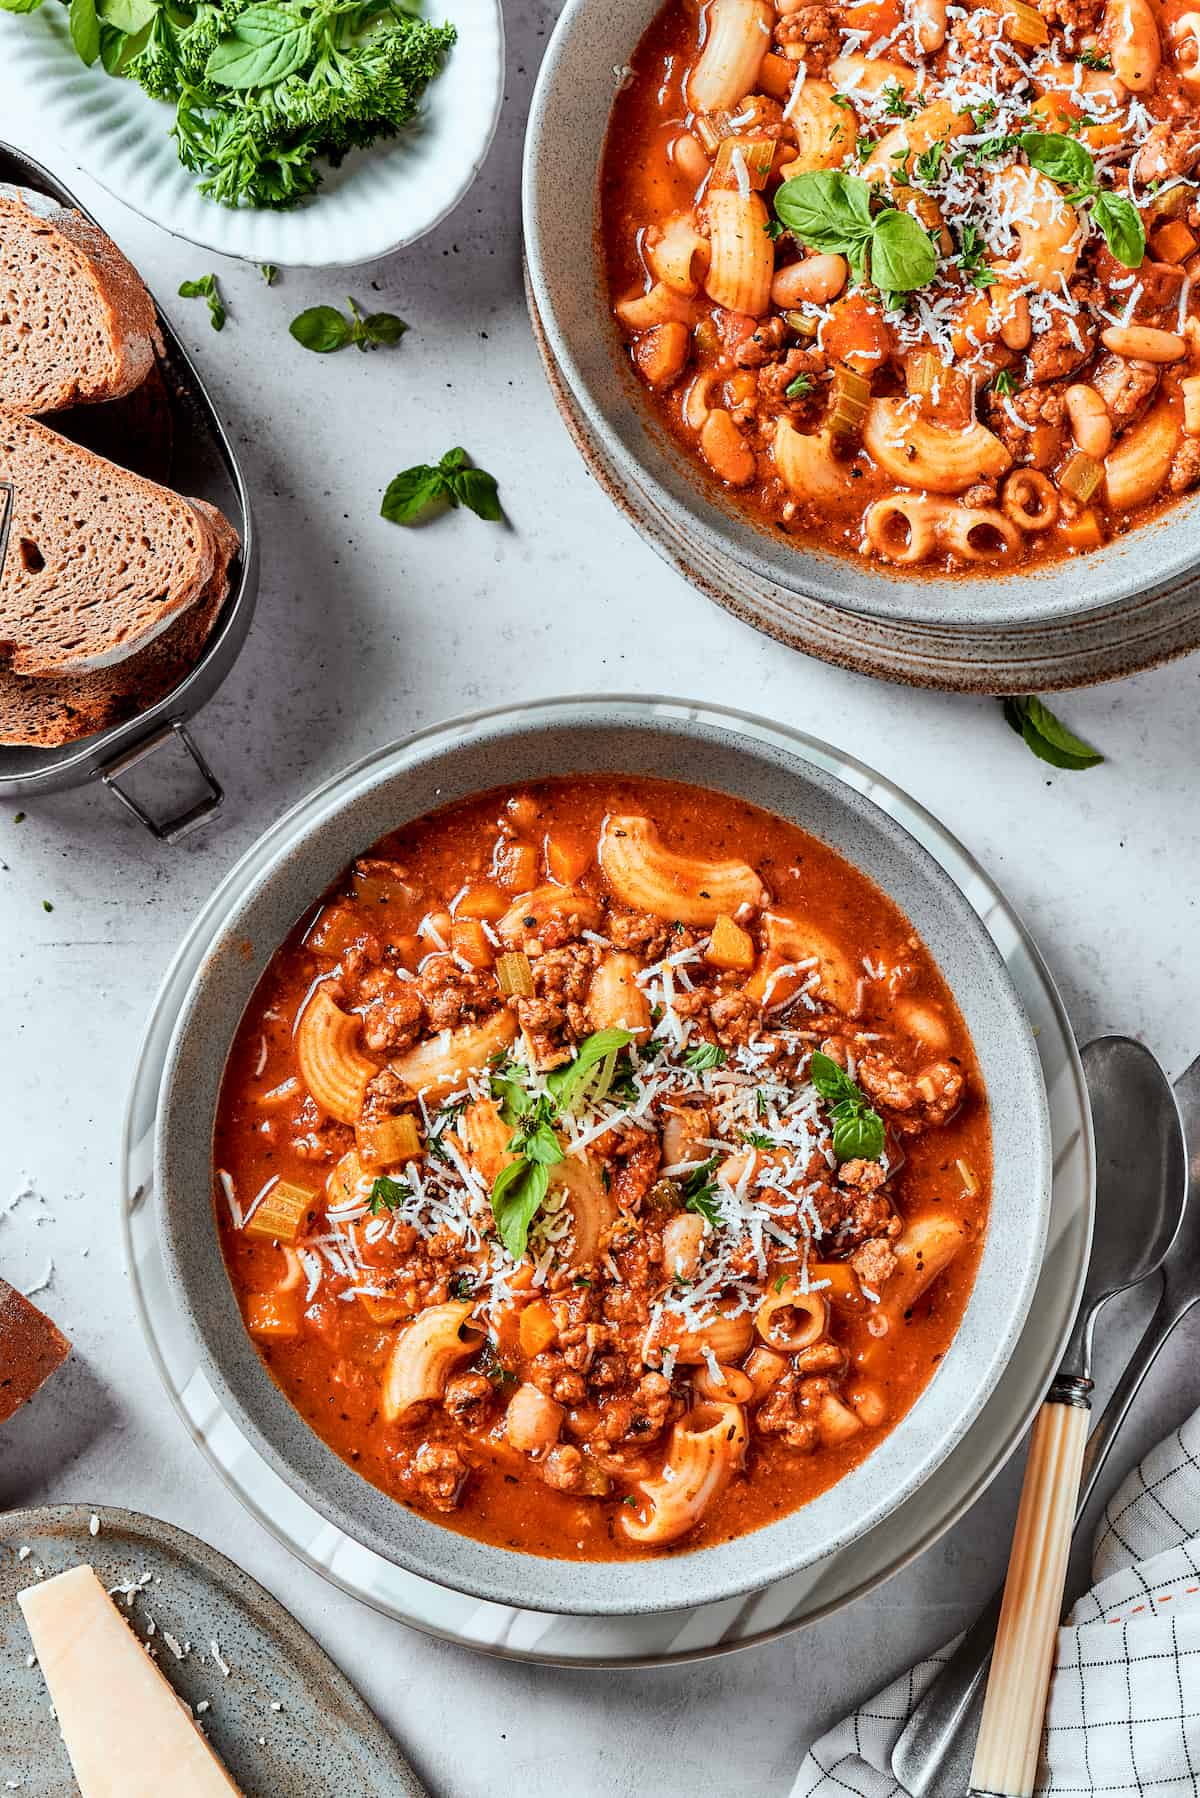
[[16, 1567, 244, 1797]]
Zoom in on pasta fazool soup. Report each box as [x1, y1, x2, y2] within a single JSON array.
[[602, 0, 1200, 572], [214, 779, 989, 1559]]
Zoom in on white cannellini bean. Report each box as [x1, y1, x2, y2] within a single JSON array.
[[769, 253, 847, 308], [1064, 384, 1114, 459], [1099, 325, 1185, 362]]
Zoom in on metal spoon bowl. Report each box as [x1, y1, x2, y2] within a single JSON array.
[[890, 1034, 1188, 1795]]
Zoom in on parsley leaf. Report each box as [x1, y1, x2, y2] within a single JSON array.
[[1001, 696, 1104, 770], [913, 139, 944, 183], [684, 1042, 727, 1071], [992, 368, 1017, 396], [381, 448, 503, 526], [785, 371, 814, 400], [681, 1156, 723, 1227], [1077, 45, 1111, 68], [290, 296, 407, 354], [178, 272, 226, 331], [957, 223, 997, 289], [881, 81, 917, 117], [368, 1174, 411, 1215]]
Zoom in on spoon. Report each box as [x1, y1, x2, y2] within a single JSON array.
[[890, 1035, 1188, 1797]]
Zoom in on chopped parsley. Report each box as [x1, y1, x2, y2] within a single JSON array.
[[684, 1042, 727, 1071], [992, 368, 1017, 396], [957, 223, 997, 289], [881, 81, 917, 117], [785, 371, 815, 400], [681, 1155, 723, 1228], [740, 1130, 776, 1149], [368, 1175, 411, 1215], [1078, 46, 1112, 68], [913, 139, 944, 184]]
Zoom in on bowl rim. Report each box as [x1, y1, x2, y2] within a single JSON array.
[[152, 694, 1052, 1615], [520, 0, 1200, 631]]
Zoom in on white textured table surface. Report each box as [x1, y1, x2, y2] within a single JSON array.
[[4, 7, 1200, 1793]]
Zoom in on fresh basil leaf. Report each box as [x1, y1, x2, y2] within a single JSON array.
[[520, 1118, 565, 1167], [1019, 130, 1095, 191], [774, 170, 874, 255], [546, 1027, 635, 1112], [97, 0, 155, 32], [808, 1048, 861, 1106], [289, 305, 352, 353], [439, 447, 469, 472], [447, 465, 501, 520], [1091, 190, 1146, 268], [869, 207, 938, 292], [363, 310, 408, 346], [380, 464, 447, 524], [68, 0, 101, 64], [178, 273, 225, 331], [491, 1158, 550, 1261], [0, 0, 48, 13], [831, 1107, 886, 1161], [1002, 696, 1104, 770], [204, 2, 313, 88]]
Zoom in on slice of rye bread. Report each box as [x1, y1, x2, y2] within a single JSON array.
[[0, 185, 158, 414], [0, 501, 238, 747], [0, 408, 222, 675]]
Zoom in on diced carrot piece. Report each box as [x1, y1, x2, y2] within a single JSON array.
[[757, 51, 795, 98], [1152, 219, 1198, 264], [1061, 507, 1103, 550], [633, 321, 691, 390], [807, 1260, 864, 1307], [306, 905, 370, 960], [493, 841, 540, 890], [544, 832, 593, 885], [456, 883, 508, 921], [245, 1292, 302, 1338], [519, 1298, 558, 1357], [452, 918, 493, 969], [706, 913, 755, 970]]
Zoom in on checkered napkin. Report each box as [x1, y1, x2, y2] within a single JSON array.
[[791, 1406, 1200, 1796]]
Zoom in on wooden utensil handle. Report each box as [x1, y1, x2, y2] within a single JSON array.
[[968, 1396, 1090, 1797]]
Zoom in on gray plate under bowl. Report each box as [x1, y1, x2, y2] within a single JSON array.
[[154, 695, 1051, 1617], [521, 0, 1200, 633]]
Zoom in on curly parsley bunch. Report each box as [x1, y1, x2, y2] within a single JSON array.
[[3, 0, 456, 210]]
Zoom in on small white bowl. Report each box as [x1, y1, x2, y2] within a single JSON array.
[[0, 0, 503, 268]]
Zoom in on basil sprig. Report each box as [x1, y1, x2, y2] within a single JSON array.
[[808, 1050, 886, 1162], [488, 1028, 634, 1260], [774, 171, 938, 296], [381, 448, 502, 526], [1018, 132, 1146, 268], [1002, 696, 1104, 770], [290, 297, 407, 354]]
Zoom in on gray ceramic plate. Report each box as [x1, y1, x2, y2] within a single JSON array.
[[521, 0, 1200, 633], [0, 1504, 425, 1796], [154, 696, 1051, 1617]]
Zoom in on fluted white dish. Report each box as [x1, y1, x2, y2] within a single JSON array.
[[0, 0, 503, 267]]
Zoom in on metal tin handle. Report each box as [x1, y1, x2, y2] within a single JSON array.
[[100, 721, 223, 843]]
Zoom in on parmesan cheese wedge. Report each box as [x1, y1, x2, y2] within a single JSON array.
[[17, 1566, 244, 1796]]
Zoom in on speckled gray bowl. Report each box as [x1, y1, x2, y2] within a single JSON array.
[[521, 0, 1200, 632], [155, 696, 1052, 1616]]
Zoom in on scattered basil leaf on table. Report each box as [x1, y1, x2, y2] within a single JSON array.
[[289, 297, 407, 354], [259, 262, 279, 285], [178, 272, 226, 331], [1002, 696, 1105, 770], [381, 449, 503, 525]]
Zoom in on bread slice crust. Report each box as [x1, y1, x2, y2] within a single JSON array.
[[0, 499, 238, 747], [0, 188, 158, 414], [0, 408, 223, 675]]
